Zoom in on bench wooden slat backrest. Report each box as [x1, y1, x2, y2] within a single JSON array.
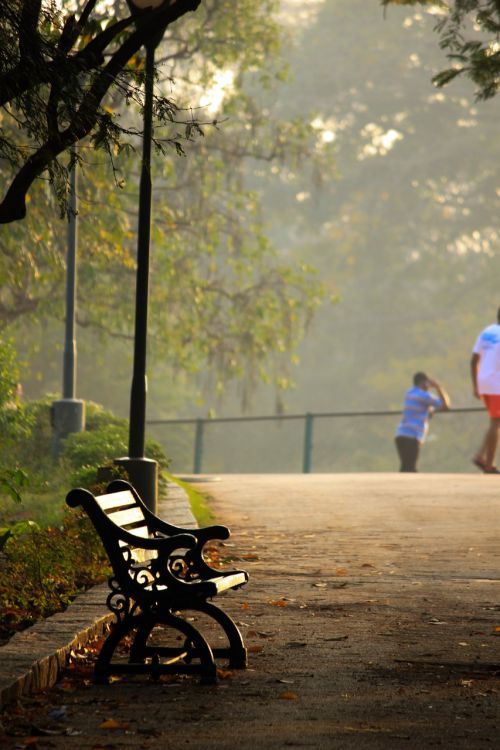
[[94, 489, 153, 560], [95, 489, 145, 526]]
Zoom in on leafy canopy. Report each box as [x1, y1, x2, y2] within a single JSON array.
[[0, 0, 203, 223], [381, 1, 500, 99]]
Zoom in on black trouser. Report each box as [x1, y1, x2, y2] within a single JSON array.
[[395, 435, 420, 472]]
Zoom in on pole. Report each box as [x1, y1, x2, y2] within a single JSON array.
[[116, 39, 158, 511], [64, 146, 78, 399], [129, 40, 154, 459], [193, 419, 205, 474], [51, 147, 85, 457], [302, 412, 314, 473]]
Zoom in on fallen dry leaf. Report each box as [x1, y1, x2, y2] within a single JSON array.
[[268, 599, 288, 607], [99, 718, 130, 731], [280, 691, 299, 700], [247, 645, 264, 654], [325, 635, 349, 642], [217, 669, 235, 679], [335, 568, 348, 576]]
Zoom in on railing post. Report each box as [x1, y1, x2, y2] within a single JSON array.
[[193, 418, 205, 474], [302, 412, 314, 473]]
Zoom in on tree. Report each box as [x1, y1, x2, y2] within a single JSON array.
[[0, 0, 203, 224], [381, 1, 500, 99], [3, 0, 329, 407]]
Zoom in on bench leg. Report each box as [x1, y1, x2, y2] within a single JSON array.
[[189, 601, 248, 669], [95, 616, 137, 684], [131, 611, 217, 684], [95, 612, 217, 685]]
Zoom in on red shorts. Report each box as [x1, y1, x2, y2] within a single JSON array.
[[482, 394, 500, 418]]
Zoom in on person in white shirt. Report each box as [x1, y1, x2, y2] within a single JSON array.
[[471, 307, 500, 474]]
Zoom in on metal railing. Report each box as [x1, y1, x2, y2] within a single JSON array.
[[147, 407, 484, 475]]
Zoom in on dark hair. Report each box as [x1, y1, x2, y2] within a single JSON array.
[[497, 307, 500, 323], [413, 372, 428, 386]]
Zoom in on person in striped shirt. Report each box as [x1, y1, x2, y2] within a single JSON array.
[[395, 372, 450, 472]]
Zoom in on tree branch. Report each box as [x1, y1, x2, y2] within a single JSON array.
[[0, 0, 202, 224]]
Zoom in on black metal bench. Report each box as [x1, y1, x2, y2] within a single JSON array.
[[66, 479, 248, 684]]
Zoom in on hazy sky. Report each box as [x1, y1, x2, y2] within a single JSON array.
[[279, 0, 325, 25]]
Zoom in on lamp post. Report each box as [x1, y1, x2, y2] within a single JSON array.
[[115, 0, 166, 512], [52, 145, 85, 457]]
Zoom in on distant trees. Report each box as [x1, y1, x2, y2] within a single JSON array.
[[381, 1, 500, 99]]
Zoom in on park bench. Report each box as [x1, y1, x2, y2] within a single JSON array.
[[66, 479, 248, 684]]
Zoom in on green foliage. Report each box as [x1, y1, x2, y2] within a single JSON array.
[[0, 337, 19, 407], [0, 510, 109, 641], [0, 467, 28, 506], [0, 339, 32, 453], [60, 402, 169, 488], [0, 357, 170, 497], [382, 0, 500, 99]]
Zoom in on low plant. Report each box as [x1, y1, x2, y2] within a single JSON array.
[[60, 403, 170, 489], [0, 509, 109, 641]]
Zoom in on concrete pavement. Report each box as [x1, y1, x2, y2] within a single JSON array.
[[1, 473, 500, 748]]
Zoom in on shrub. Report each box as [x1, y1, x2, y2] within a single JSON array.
[[60, 403, 170, 488], [0, 340, 34, 470], [0, 338, 19, 408], [0, 509, 109, 641]]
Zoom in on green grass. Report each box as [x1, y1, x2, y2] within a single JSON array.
[[1, 472, 214, 531], [0, 489, 66, 528], [162, 471, 214, 526]]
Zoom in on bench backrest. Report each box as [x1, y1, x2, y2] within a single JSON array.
[[66, 484, 159, 573], [95, 488, 154, 562], [96, 489, 149, 538]]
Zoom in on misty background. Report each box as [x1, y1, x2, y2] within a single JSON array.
[[12, 0, 500, 474]]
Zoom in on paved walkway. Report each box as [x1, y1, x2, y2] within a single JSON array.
[[2, 474, 500, 748]]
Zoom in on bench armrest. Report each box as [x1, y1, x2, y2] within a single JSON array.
[[156, 521, 230, 544]]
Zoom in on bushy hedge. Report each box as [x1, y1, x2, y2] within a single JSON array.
[[61, 401, 169, 488], [0, 395, 170, 493]]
